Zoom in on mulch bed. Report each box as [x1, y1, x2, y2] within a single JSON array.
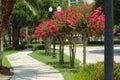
[[0, 66, 13, 80]]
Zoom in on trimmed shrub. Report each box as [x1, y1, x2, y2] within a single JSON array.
[[14, 44, 26, 50], [70, 62, 120, 80], [36, 44, 45, 50], [26, 44, 33, 48]]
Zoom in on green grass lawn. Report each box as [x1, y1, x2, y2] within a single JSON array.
[[2, 50, 19, 68], [29, 50, 80, 80]]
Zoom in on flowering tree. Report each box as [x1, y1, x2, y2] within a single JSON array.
[[54, 9, 79, 67], [73, 4, 105, 65], [53, 11, 66, 64], [34, 19, 58, 55], [54, 4, 105, 66]]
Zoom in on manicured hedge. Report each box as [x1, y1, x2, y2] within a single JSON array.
[[70, 62, 120, 80]]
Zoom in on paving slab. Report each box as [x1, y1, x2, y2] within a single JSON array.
[[7, 48, 64, 80]]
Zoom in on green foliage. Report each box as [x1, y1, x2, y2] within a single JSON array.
[[13, 44, 26, 50], [94, 0, 120, 25], [70, 62, 120, 80], [88, 41, 104, 46], [11, 1, 32, 28], [114, 0, 120, 25], [114, 25, 120, 31], [25, 0, 68, 22], [94, 0, 104, 10], [26, 44, 33, 48], [35, 44, 45, 50], [29, 50, 80, 80], [25, 0, 57, 21]]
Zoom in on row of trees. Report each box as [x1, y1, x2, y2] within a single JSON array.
[[0, 0, 64, 67], [35, 4, 105, 68]]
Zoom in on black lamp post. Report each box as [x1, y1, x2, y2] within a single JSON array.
[[48, 6, 55, 58], [104, 0, 114, 80], [48, 6, 53, 19], [48, 6, 61, 58]]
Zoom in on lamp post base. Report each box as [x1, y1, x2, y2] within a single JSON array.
[[52, 54, 56, 58]]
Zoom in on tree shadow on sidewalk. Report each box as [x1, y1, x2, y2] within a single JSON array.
[[0, 66, 13, 80]]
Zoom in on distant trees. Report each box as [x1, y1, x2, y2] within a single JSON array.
[[10, 1, 32, 47], [94, 0, 120, 25]]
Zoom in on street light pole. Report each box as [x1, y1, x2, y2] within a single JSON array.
[[48, 6, 61, 58], [52, 36, 56, 58], [48, 6, 53, 19], [52, 6, 62, 58], [49, 6, 56, 58], [104, 0, 114, 80]]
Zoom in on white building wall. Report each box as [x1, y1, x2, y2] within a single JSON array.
[[68, 0, 94, 7], [83, 0, 94, 4]]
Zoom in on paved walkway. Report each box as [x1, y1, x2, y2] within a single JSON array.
[[56, 46, 120, 64], [7, 48, 64, 80]]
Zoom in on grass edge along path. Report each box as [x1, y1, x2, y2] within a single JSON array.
[[2, 50, 19, 68], [28, 50, 80, 80]]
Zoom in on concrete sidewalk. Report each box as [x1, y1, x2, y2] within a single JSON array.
[[7, 48, 64, 80]]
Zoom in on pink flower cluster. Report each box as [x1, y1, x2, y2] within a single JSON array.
[[34, 4, 105, 38], [88, 7, 105, 36], [34, 19, 59, 39]]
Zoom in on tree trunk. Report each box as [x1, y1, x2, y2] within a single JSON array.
[[69, 43, 76, 68], [0, 35, 4, 66], [12, 25, 20, 48], [44, 36, 51, 55], [68, 34, 76, 68], [8, 20, 12, 45], [59, 38, 65, 64], [8, 27, 12, 45], [0, 38, 2, 66], [69, 44, 72, 68], [83, 34, 87, 65], [4, 36, 7, 48]]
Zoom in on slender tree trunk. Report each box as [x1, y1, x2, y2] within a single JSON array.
[[12, 25, 20, 48], [4, 36, 7, 48], [26, 26, 28, 44], [69, 34, 76, 68], [8, 27, 12, 45], [83, 34, 87, 65], [45, 39, 47, 55], [44, 36, 51, 55], [69, 42, 76, 68], [69, 44, 72, 68], [0, 38, 3, 66], [8, 20, 12, 45], [0, 35, 4, 66], [59, 38, 65, 64]]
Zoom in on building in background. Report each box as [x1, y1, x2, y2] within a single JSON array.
[[68, 0, 94, 6]]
